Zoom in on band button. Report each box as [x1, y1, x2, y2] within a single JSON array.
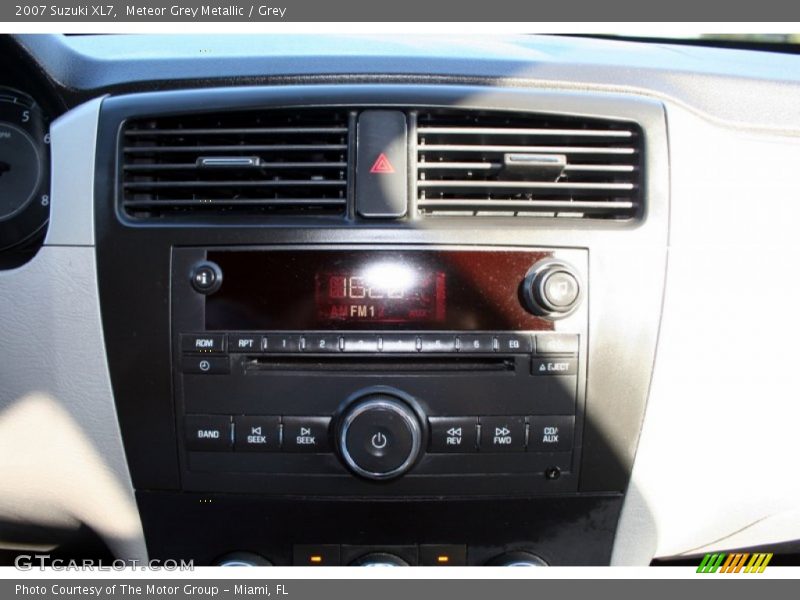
[[185, 415, 232, 451]]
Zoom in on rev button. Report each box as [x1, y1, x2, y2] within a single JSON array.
[[428, 417, 478, 453]]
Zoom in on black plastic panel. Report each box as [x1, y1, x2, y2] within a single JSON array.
[[137, 491, 623, 566], [95, 83, 668, 564]]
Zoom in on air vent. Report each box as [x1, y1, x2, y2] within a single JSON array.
[[120, 109, 351, 220], [415, 110, 642, 219]]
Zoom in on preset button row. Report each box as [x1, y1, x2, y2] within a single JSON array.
[[181, 332, 579, 356]]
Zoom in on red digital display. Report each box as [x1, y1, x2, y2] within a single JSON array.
[[315, 269, 446, 324], [205, 249, 555, 331]]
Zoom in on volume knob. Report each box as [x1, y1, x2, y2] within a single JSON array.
[[522, 260, 582, 319]]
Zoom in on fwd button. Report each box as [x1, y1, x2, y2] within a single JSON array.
[[479, 416, 526, 452], [283, 417, 331, 452]]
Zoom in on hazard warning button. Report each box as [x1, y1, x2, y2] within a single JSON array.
[[356, 110, 408, 218], [370, 153, 395, 174]]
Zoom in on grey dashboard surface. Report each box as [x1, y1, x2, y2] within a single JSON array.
[[1, 34, 799, 564], [15, 33, 800, 132]]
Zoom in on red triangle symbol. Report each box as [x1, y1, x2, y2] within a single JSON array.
[[370, 153, 395, 174]]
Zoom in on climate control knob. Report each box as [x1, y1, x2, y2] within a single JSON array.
[[522, 260, 582, 318], [337, 395, 423, 480]]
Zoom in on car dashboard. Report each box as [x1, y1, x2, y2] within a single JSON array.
[[0, 33, 799, 567]]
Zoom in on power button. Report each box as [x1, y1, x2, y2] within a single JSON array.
[[338, 396, 422, 480]]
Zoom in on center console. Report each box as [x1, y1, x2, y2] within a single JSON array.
[[94, 84, 669, 566]]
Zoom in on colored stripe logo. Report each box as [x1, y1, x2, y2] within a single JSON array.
[[697, 552, 772, 573]]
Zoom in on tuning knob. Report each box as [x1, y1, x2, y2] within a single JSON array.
[[351, 552, 409, 567], [337, 394, 423, 481], [489, 551, 548, 567], [215, 552, 272, 566], [522, 259, 582, 318]]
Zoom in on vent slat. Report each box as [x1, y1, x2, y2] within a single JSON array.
[[418, 144, 635, 155], [124, 144, 347, 153], [124, 126, 348, 136], [124, 180, 347, 190], [415, 109, 643, 220], [120, 108, 350, 220], [418, 199, 635, 211], [417, 127, 633, 138], [124, 162, 348, 171], [124, 198, 346, 208], [418, 162, 636, 173], [418, 181, 635, 192]]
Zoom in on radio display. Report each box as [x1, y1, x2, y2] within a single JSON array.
[[316, 269, 446, 324], [205, 249, 554, 331]]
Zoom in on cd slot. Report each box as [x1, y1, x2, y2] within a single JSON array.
[[244, 355, 516, 373]]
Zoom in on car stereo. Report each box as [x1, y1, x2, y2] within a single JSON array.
[[171, 246, 587, 496]]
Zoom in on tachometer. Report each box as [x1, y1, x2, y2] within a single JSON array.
[[0, 88, 50, 251]]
